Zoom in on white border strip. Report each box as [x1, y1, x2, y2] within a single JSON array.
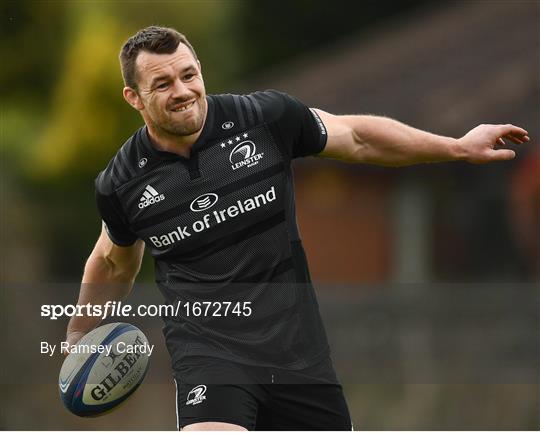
[[174, 378, 180, 431]]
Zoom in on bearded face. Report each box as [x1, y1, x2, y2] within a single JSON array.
[[128, 43, 207, 141]]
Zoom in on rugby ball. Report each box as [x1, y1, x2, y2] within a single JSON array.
[[59, 322, 150, 417]]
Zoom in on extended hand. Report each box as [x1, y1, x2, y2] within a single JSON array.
[[458, 124, 530, 163]]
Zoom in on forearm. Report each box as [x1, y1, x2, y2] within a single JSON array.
[[67, 255, 137, 336], [348, 115, 463, 166], [318, 109, 528, 165]]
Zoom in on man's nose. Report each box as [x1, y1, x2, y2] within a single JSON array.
[[170, 78, 191, 99]]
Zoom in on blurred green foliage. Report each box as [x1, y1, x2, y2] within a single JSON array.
[[2, 0, 249, 279], [3, 1, 244, 181]]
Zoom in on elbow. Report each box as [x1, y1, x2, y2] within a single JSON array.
[[350, 131, 412, 167], [104, 255, 139, 283], [346, 129, 371, 163], [84, 254, 138, 284]]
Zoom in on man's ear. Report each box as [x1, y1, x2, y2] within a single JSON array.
[[123, 87, 144, 111], [197, 59, 202, 73]]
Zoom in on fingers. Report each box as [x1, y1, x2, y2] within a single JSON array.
[[503, 133, 529, 144], [497, 136, 525, 146], [497, 123, 528, 135], [496, 124, 530, 143], [468, 123, 529, 163], [63, 331, 86, 355], [489, 148, 516, 161]]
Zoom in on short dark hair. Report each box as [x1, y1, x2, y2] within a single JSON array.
[[119, 26, 198, 89]]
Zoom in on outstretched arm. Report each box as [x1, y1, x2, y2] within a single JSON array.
[[314, 109, 529, 166], [65, 224, 144, 350]]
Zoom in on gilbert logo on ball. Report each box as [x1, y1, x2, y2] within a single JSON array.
[[59, 323, 150, 417]]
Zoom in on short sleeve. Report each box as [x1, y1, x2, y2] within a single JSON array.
[[281, 93, 328, 158], [95, 185, 138, 247], [249, 90, 327, 159]]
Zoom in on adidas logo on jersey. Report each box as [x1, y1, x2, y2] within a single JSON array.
[[138, 185, 165, 209]]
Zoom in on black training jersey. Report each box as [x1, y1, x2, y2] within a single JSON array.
[[95, 90, 330, 370]]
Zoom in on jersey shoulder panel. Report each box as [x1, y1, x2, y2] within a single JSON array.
[[95, 128, 148, 194], [94, 129, 148, 246], [244, 89, 327, 158], [245, 89, 289, 123], [210, 90, 290, 130]]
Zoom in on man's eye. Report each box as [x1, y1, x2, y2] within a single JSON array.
[[183, 74, 195, 81], [156, 83, 169, 90]]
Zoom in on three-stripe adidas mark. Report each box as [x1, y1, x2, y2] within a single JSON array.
[[138, 185, 165, 209]]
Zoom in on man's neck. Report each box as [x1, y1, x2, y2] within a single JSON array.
[[146, 99, 208, 158], [146, 126, 201, 158]]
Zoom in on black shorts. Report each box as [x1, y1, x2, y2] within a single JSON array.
[[173, 356, 352, 430]]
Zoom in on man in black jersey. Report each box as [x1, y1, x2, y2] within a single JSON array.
[[65, 26, 529, 430]]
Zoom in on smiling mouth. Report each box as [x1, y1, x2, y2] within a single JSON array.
[[171, 101, 195, 112]]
